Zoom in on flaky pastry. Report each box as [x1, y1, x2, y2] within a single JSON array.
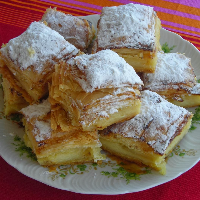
[[50, 49, 143, 131], [21, 100, 105, 166], [41, 8, 95, 52], [142, 52, 200, 107], [99, 90, 193, 175], [2, 77, 28, 116], [92, 3, 162, 73], [0, 21, 79, 104]]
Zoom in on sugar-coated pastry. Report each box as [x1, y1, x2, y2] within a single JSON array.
[[41, 8, 95, 52], [99, 90, 193, 175], [21, 100, 105, 166], [142, 51, 200, 107], [93, 3, 162, 73], [0, 21, 79, 104], [167, 83, 200, 107], [50, 49, 143, 131], [2, 77, 29, 116]]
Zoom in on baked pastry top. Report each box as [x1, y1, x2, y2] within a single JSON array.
[[20, 99, 105, 166], [143, 52, 196, 94], [0, 21, 79, 103], [142, 51, 200, 107], [92, 3, 161, 73], [96, 3, 158, 50], [41, 8, 95, 52], [166, 83, 200, 107], [99, 90, 192, 174], [64, 49, 143, 92], [50, 49, 143, 131]]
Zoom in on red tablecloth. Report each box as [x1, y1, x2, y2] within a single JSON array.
[[1, 155, 200, 199], [1, 1, 200, 199]]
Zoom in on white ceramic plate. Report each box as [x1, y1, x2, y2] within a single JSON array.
[[0, 15, 200, 195]]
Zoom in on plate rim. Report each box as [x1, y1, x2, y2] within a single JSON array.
[[0, 15, 200, 195]]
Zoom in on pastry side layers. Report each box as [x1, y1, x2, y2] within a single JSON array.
[[0, 21, 79, 103], [20, 100, 105, 166], [99, 90, 193, 174], [93, 3, 162, 73], [142, 52, 200, 107], [50, 50, 143, 131], [41, 8, 95, 52]]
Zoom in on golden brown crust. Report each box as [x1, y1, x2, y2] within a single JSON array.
[[41, 8, 95, 52], [49, 51, 143, 131], [98, 90, 193, 174], [0, 22, 79, 103], [0, 65, 35, 103], [21, 100, 105, 166], [92, 4, 162, 73], [2, 77, 29, 116], [142, 52, 200, 108]]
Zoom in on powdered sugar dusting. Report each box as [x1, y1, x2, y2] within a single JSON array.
[[34, 120, 52, 142], [109, 108, 118, 114], [109, 90, 191, 155], [143, 52, 196, 91], [95, 105, 119, 118], [80, 87, 139, 125], [190, 83, 200, 94], [1, 21, 78, 73], [98, 111, 109, 117], [97, 3, 156, 50], [67, 50, 143, 93], [41, 8, 91, 51], [20, 99, 51, 119]]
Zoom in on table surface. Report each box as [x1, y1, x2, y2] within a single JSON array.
[[0, 0, 200, 199]]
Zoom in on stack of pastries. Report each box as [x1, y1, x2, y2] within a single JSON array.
[[0, 3, 198, 175]]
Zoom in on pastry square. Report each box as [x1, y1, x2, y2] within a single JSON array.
[[0, 21, 79, 104], [167, 83, 200, 107], [92, 3, 162, 73], [99, 90, 193, 175], [142, 52, 199, 107], [41, 8, 95, 52], [50, 49, 143, 131], [21, 100, 105, 166], [2, 77, 29, 116]]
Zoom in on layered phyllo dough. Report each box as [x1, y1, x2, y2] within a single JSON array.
[[0, 2, 196, 175], [41, 8, 95, 52], [50, 49, 143, 131], [168, 83, 200, 107], [20, 99, 105, 166], [99, 90, 193, 175], [142, 52, 200, 107], [92, 3, 162, 73], [0, 21, 79, 104], [2, 77, 28, 116]]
